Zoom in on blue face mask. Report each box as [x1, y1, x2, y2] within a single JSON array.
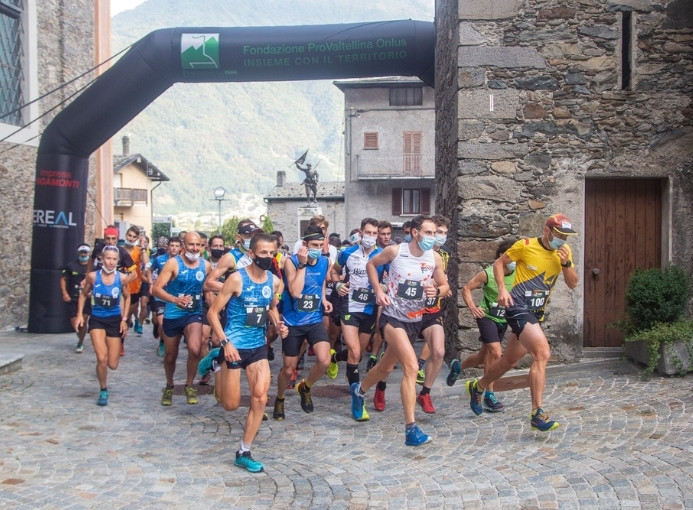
[[506, 261, 516, 272], [403, 234, 412, 243], [243, 239, 251, 250], [418, 235, 436, 252], [308, 248, 322, 260], [549, 233, 565, 250], [78, 255, 90, 262], [435, 235, 447, 247]]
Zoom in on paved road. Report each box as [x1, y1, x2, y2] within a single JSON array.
[[0, 328, 691, 509]]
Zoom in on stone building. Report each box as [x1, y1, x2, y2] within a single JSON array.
[[435, 0, 693, 362], [334, 78, 436, 237], [0, 1, 97, 330]]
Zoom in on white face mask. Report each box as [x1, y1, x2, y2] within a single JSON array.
[[184, 251, 200, 262], [361, 235, 377, 249], [101, 266, 116, 274]]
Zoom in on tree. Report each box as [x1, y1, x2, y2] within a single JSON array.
[[151, 221, 171, 241], [221, 216, 240, 246], [261, 215, 274, 234]]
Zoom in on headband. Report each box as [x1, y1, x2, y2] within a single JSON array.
[[104, 227, 118, 237]]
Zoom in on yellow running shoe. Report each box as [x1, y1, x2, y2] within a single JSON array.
[[327, 349, 338, 379], [184, 385, 198, 405]]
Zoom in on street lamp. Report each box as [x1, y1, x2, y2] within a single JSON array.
[[213, 186, 226, 234]]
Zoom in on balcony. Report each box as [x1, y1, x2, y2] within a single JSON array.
[[354, 153, 435, 180], [114, 187, 148, 207]]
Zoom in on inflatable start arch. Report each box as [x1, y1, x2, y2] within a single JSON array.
[[29, 20, 435, 332]]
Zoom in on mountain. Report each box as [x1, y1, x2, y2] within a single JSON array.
[[111, 0, 434, 218]]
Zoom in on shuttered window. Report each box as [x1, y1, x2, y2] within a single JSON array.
[[392, 187, 431, 216], [364, 132, 378, 149]]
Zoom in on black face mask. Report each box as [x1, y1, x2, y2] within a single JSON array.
[[253, 256, 273, 271], [210, 248, 225, 259], [157, 247, 166, 256]]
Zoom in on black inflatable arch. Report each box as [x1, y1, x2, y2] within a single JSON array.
[[29, 20, 435, 332]]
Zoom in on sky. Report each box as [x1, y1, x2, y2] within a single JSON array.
[[110, 0, 147, 17]]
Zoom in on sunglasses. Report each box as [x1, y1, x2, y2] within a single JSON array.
[[103, 246, 119, 252]]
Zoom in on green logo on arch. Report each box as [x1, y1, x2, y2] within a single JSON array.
[[181, 33, 220, 69]]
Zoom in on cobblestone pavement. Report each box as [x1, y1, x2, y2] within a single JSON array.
[[0, 328, 691, 509]]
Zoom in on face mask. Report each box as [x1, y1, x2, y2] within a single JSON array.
[[418, 235, 436, 252], [349, 233, 361, 244], [403, 234, 412, 243], [101, 266, 116, 274], [78, 255, 89, 262], [124, 239, 135, 247], [308, 248, 322, 260], [435, 235, 447, 247], [243, 239, 251, 250], [361, 235, 376, 249], [506, 262, 516, 272], [184, 251, 200, 262], [210, 248, 225, 259], [548, 233, 566, 250], [253, 256, 273, 271], [157, 247, 167, 256]]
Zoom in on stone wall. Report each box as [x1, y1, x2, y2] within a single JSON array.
[[436, 0, 693, 363], [0, 1, 96, 330]]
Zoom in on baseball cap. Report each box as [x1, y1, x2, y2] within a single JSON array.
[[237, 223, 262, 235], [545, 214, 577, 235], [77, 243, 91, 252], [303, 225, 325, 241]]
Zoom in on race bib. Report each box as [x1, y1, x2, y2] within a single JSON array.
[[245, 306, 268, 327], [297, 294, 320, 312], [425, 296, 439, 308], [524, 290, 549, 313], [351, 286, 374, 304], [488, 302, 506, 319], [396, 279, 423, 300], [177, 293, 202, 311], [93, 293, 118, 308]]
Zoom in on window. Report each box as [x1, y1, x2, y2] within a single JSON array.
[[621, 11, 633, 90], [403, 131, 422, 175], [0, 0, 24, 126], [364, 132, 378, 149], [391, 188, 431, 216], [0, 0, 38, 144], [389, 87, 423, 106]]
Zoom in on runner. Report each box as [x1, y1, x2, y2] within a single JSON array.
[[75, 245, 131, 406], [465, 214, 578, 431], [206, 233, 288, 473], [61, 243, 92, 353]]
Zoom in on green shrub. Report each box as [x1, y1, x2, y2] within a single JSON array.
[[626, 319, 693, 378], [623, 265, 690, 334]]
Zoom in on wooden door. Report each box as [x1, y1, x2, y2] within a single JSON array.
[[583, 179, 662, 347]]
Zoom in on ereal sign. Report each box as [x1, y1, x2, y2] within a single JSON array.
[[33, 209, 78, 228]]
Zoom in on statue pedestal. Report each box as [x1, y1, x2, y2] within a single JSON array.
[[297, 204, 322, 240]]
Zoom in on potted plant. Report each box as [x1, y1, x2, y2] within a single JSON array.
[[620, 265, 693, 378]]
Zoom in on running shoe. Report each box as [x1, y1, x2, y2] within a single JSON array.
[[530, 408, 559, 431], [366, 355, 377, 373], [416, 369, 425, 385], [184, 385, 198, 405], [466, 379, 484, 416], [197, 347, 221, 376], [287, 369, 298, 389], [273, 397, 285, 420], [404, 424, 432, 446], [446, 359, 461, 387], [483, 391, 504, 412], [350, 383, 370, 421], [235, 451, 264, 473], [75, 344, 84, 353], [417, 393, 436, 414], [144, 317, 151, 324], [374, 387, 386, 411], [296, 380, 314, 413], [134, 320, 143, 335], [157, 341, 165, 357], [327, 349, 338, 379], [97, 389, 108, 407], [161, 386, 174, 406], [198, 373, 211, 386]]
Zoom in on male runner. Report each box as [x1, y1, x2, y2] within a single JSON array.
[[465, 214, 578, 431], [61, 243, 92, 352]]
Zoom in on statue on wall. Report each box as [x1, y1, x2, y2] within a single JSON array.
[[293, 150, 319, 203]]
